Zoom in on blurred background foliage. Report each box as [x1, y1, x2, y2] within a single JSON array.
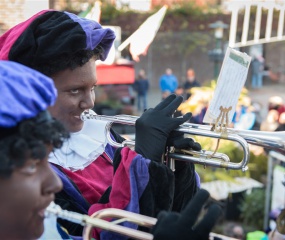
[[239, 188, 266, 230]]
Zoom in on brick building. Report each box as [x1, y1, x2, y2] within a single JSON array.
[[1, 1, 284, 88], [111, 0, 220, 11], [151, 0, 219, 8], [0, 0, 49, 34]]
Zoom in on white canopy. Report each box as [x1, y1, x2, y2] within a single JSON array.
[[201, 177, 264, 200]]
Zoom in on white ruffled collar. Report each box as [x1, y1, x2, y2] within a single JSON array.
[[49, 118, 109, 171]]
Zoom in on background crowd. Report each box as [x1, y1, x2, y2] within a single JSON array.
[[132, 65, 285, 134]]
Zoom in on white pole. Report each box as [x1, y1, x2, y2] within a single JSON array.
[[265, 5, 274, 41], [277, 8, 285, 39], [264, 152, 274, 231], [241, 4, 251, 45], [254, 4, 262, 43], [229, 8, 239, 47]]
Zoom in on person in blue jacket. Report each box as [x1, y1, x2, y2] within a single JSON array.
[[159, 68, 178, 97]]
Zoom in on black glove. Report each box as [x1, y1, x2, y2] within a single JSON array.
[[166, 131, 202, 170], [151, 189, 222, 240], [166, 131, 202, 151], [135, 94, 192, 162]]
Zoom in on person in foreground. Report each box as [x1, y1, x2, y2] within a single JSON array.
[[0, 10, 202, 239], [0, 60, 69, 239], [0, 60, 221, 240]]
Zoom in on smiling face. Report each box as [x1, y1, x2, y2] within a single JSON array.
[[48, 58, 97, 132], [0, 146, 62, 240]]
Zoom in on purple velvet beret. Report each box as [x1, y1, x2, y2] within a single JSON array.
[[0, 60, 57, 127]]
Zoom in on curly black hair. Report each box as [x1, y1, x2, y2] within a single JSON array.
[[31, 47, 104, 77], [0, 111, 69, 178]]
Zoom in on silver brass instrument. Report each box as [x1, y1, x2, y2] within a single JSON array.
[[81, 110, 285, 171], [46, 202, 239, 240], [46, 202, 155, 240]]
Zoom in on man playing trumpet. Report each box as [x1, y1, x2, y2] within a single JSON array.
[[0, 10, 203, 239], [0, 60, 221, 240]]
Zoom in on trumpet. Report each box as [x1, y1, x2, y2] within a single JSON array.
[[46, 202, 239, 240], [45, 202, 155, 240], [81, 110, 285, 171]]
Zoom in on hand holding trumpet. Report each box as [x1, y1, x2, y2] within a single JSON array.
[[135, 94, 200, 162]]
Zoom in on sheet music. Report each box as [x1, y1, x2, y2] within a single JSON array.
[[203, 47, 251, 124]]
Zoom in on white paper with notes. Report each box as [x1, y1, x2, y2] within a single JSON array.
[[203, 47, 251, 124]]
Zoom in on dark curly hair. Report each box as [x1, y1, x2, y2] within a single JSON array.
[[31, 47, 104, 77], [0, 111, 69, 178]]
